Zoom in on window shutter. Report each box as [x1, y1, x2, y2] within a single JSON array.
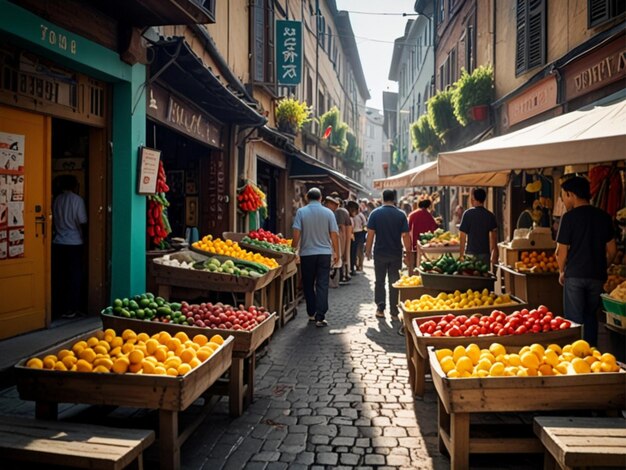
[[588, 0, 610, 27], [527, 0, 546, 70], [253, 0, 265, 81], [515, 0, 528, 75], [266, 3, 274, 83]]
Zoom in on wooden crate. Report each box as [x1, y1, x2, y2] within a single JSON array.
[[222, 232, 296, 266], [14, 330, 234, 470], [427, 345, 626, 470], [499, 265, 563, 316], [419, 268, 496, 292], [394, 285, 443, 302], [399, 296, 526, 322], [101, 312, 276, 356], [405, 315, 582, 397], [606, 310, 626, 330]]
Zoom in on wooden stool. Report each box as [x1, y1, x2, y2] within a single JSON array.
[[534, 416, 626, 469]]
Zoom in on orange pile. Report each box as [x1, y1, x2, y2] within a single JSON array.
[[193, 235, 279, 269], [515, 250, 558, 273], [25, 329, 225, 376]]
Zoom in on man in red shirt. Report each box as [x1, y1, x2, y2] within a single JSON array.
[[408, 199, 438, 268]]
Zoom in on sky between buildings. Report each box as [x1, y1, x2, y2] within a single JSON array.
[[336, 0, 418, 111]]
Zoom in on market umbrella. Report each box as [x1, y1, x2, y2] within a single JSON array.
[[437, 95, 626, 177]]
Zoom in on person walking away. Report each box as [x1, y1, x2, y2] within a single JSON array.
[[328, 194, 352, 284], [555, 175, 616, 345], [459, 188, 499, 267], [52, 174, 87, 319], [347, 200, 366, 275], [408, 198, 439, 270], [292, 188, 340, 327], [365, 189, 413, 319]]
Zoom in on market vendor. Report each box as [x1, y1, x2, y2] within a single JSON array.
[[458, 188, 498, 267], [555, 175, 617, 346], [408, 197, 438, 267]]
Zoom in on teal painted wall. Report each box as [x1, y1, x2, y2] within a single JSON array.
[[1, 0, 147, 301]]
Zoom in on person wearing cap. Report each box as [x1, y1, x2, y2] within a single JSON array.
[[556, 175, 616, 345], [365, 189, 412, 319], [292, 188, 340, 327]]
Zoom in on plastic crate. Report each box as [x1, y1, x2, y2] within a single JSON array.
[[601, 294, 626, 317], [605, 310, 626, 330]]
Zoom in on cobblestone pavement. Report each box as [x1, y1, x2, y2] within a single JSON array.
[[0, 261, 544, 469]]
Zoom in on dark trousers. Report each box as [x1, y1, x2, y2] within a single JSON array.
[[374, 254, 402, 314], [300, 254, 331, 321], [52, 243, 83, 316], [563, 277, 604, 346], [350, 231, 366, 272]]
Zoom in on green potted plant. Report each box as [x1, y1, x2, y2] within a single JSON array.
[[343, 131, 362, 168], [427, 89, 458, 138], [411, 114, 441, 156], [275, 97, 312, 134], [452, 65, 494, 125], [319, 106, 349, 150]]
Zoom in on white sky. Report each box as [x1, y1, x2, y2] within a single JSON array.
[[336, 0, 417, 111]]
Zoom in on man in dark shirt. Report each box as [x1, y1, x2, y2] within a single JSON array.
[[459, 188, 498, 267], [365, 189, 412, 320], [556, 175, 616, 345]]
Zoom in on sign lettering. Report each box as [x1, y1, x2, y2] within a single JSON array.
[[276, 20, 302, 85], [506, 76, 557, 127], [40, 24, 77, 56]]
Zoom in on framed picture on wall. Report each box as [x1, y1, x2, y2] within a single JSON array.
[[167, 170, 184, 196], [185, 196, 199, 227]]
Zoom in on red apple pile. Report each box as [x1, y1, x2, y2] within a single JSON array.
[[418, 305, 572, 337], [154, 301, 270, 331]]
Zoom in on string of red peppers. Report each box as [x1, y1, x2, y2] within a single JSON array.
[[147, 161, 172, 249], [237, 182, 266, 213]]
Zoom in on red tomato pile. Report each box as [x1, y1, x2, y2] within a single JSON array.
[[164, 302, 270, 331], [248, 228, 286, 245], [419, 305, 572, 337]]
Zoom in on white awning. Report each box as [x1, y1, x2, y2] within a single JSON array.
[[373, 161, 509, 189], [438, 96, 626, 176]]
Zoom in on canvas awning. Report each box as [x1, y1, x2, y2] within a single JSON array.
[[373, 161, 509, 189], [438, 94, 626, 177]]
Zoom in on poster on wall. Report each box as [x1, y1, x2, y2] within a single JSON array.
[[0, 132, 25, 260], [137, 146, 161, 195]]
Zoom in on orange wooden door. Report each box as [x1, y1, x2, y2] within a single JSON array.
[[0, 106, 49, 339]]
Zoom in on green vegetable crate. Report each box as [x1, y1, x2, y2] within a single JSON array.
[[601, 294, 626, 317]]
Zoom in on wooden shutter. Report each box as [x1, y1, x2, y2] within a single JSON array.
[[588, 0, 610, 27], [515, 0, 528, 74], [253, 0, 265, 81], [527, 0, 546, 70], [266, 2, 274, 83]]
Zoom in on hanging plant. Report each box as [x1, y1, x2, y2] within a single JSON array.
[[343, 131, 362, 164], [319, 106, 349, 151], [411, 114, 441, 156], [452, 65, 494, 126], [275, 97, 312, 134], [427, 88, 458, 138]]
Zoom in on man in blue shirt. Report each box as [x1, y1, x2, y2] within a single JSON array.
[[292, 188, 340, 327], [365, 189, 412, 319]]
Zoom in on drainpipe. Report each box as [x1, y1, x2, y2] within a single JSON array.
[[315, 0, 320, 161]]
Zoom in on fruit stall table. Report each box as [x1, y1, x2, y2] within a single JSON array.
[[153, 250, 281, 307], [408, 313, 581, 397], [398, 298, 527, 397], [416, 243, 460, 266], [498, 265, 563, 316], [394, 285, 442, 303], [14, 330, 235, 470], [223, 232, 298, 328], [428, 346, 626, 470], [101, 312, 277, 418], [533, 416, 626, 470], [418, 268, 496, 293]]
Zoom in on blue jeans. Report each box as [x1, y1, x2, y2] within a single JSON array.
[[300, 254, 331, 321], [563, 277, 604, 346], [374, 254, 402, 314], [351, 231, 366, 272]]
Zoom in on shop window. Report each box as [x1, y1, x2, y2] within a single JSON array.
[[588, 0, 625, 27], [251, 0, 274, 84], [515, 0, 546, 76]]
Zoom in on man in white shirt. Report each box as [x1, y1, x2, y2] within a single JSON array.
[[53, 175, 87, 319]]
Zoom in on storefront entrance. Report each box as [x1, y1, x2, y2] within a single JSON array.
[[0, 106, 48, 339]]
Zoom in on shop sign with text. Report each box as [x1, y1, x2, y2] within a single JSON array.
[[506, 76, 558, 127], [276, 20, 302, 86]]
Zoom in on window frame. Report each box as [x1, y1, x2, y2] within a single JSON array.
[[587, 0, 626, 28], [250, 0, 275, 85], [515, 0, 547, 76]]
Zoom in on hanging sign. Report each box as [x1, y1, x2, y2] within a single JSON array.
[[0, 132, 26, 259], [137, 146, 161, 195], [276, 20, 302, 85]]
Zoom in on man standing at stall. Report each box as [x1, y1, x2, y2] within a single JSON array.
[[459, 188, 499, 267], [292, 188, 340, 327], [365, 189, 412, 320], [556, 175, 616, 345]]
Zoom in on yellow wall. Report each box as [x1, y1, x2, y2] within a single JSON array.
[[495, 0, 621, 99]]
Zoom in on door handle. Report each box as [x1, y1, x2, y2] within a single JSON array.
[[35, 215, 46, 237]]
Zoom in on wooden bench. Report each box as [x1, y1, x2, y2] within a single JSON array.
[[534, 416, 626, 470], [0, 416, 155, 470]]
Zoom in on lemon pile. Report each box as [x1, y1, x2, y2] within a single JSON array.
[[394, 275, 422, 287], [25, 329, 225, 376], [436, 340, 621, 378], [404, 289, 514, 311], [193, 235, 279, 269]]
